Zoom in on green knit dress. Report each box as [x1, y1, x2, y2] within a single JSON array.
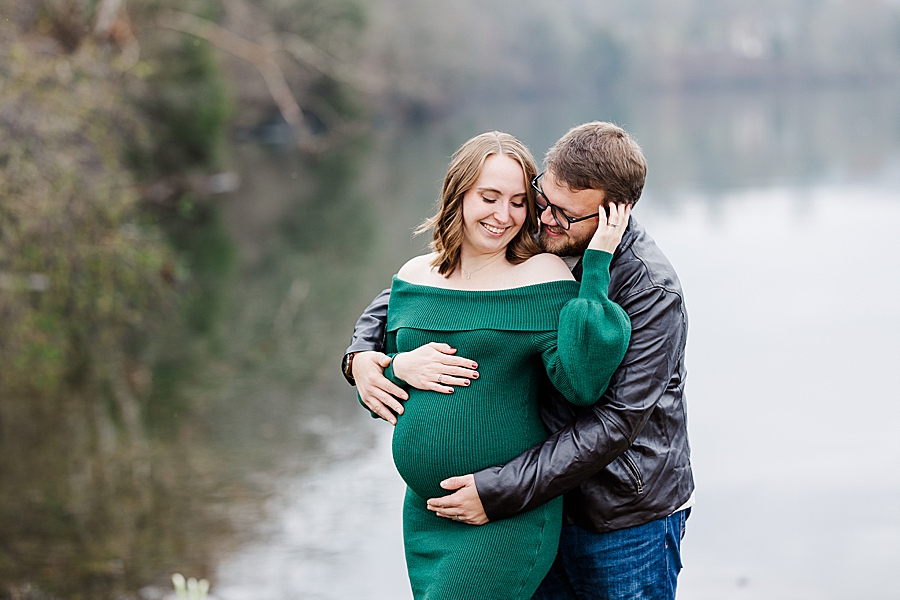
[[385, 250, 631, 600]]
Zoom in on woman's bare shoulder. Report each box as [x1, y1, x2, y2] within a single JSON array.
[[512, 253, 575, 285], [396, 253, 439, 283]]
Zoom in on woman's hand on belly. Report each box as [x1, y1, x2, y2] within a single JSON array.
[[392, 342, 479, 393]]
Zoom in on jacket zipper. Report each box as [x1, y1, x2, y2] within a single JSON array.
[[620, 452, 644, 495]]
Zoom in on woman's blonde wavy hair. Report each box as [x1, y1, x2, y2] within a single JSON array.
[[415, 131, 542, 276]]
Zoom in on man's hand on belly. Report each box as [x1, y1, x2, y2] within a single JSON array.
[[353, 351, 408, 425], [426, 474, 489, 525]]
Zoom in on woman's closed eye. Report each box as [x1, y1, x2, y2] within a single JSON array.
[[482, 196, 525, 208]]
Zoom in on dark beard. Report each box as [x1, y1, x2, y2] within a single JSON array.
[[538, 227, 592, 257]]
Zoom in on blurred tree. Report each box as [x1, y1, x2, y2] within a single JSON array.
[[0, 40, 171, 398], [0, 0, 369, 398], [0, 1, 368, 597]]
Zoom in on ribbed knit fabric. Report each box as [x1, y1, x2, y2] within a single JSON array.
[[386, 250, 631, 600]]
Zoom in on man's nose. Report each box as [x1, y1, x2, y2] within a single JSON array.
[[539, 207, 555, 226]]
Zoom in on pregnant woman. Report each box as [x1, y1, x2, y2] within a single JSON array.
[[380, 132, 631, 599]]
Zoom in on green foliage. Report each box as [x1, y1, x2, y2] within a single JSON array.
[[142, 200, 236, 436], [0, 41, 175, 396], [140, 38, 233, 176], [165, 201, 236, 334]]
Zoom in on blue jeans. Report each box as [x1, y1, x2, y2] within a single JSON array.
[[531, 509, 690, 600]]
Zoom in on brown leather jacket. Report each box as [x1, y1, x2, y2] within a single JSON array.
[[343, 217, 694, 533]]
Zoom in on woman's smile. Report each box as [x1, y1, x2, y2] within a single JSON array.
[[480, 222, 510, 236]]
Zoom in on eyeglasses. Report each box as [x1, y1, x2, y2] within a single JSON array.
[[531, 172, 600, 230]]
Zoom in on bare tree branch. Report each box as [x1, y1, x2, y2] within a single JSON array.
[[95, 0, 124, 37], [219, 0, 365, 88], [156, 9, 317, 151], [95, 0, 141, 70], [278, 34, 343, 80]]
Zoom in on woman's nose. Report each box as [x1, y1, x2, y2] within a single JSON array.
[[494, 202, 510, 222]]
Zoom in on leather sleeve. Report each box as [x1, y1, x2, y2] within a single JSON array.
[[473, 284, 686, 521], [342, 288, 391, 384]]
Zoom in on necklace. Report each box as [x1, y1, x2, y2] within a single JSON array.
[[461, 253, 505, 280]]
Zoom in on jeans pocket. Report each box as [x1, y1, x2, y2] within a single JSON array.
[[667, 512, 685, 572], [680, 507, 690, 539]]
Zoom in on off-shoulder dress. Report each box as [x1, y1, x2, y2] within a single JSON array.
[[384, 250, 631, 600]]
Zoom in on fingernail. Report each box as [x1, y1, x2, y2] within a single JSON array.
[[471, 363, 478, 368], [472, 372, 479, 379], [464, 380, 470, 386]]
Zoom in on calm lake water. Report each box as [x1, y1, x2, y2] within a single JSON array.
[[5, 88, 899, 600]]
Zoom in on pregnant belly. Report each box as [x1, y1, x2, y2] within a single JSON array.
[[392, 388, 546, 500]]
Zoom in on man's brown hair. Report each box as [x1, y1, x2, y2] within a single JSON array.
[[545, 121, 647, 205], [416, 131, 541, 276]]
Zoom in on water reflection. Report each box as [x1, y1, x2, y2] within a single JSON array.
[[0, 390, 242, 599], [3, 87, 899, 599], [422, 87, 900, 195], [212, 404, 409, 600]]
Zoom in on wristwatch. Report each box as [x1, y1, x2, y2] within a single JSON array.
[[341, 351, 358, 385]]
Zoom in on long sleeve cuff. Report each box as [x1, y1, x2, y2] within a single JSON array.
[[578, 249, 613, 300], [383, 353, 410, 389]]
